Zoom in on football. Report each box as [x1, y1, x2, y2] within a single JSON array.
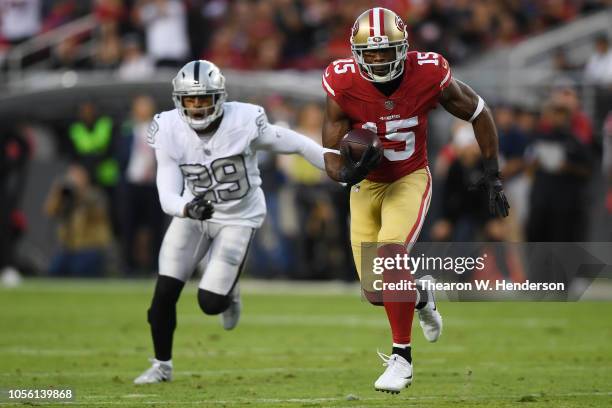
[[339, 128, 382, 162]]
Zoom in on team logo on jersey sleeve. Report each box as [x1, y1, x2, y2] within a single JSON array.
[[255, 112, 268, 138], [146, 119, 159, 145]]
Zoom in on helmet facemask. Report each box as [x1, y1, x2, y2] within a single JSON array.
[[173, 91, 226, 131], [352, 39, 408, 83]]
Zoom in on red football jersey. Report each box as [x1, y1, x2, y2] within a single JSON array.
[[322, 51, 452, 182]]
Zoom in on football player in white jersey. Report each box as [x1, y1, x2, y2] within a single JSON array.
[[134, 60, 339, 384]]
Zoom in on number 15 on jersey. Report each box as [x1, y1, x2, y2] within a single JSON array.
[[362, 116, 419, 162]]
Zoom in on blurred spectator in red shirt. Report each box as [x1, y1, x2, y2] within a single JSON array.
[[541, 84, 593, 145], [201, 27, 248, 70], [41, 0, 79, 32]]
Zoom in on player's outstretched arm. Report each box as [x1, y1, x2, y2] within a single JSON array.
[[154, 148, 191, 218], [439, 79, 510, 217], [251, 121, 339, 171]]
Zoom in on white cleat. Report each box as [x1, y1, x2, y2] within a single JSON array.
[[416, 275, 443, 342], [221, 284, 241, 330], [374, 352, 413, 394], [133, 359, 172, 384]]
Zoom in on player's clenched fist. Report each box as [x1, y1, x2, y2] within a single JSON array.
[[183, 197, 214, 220], [340, 144, 383, 186], [338, 129, 383, 186]]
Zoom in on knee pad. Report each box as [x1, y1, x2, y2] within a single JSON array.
[[197, 289, 231, 315], [148, 275, 184, 329]]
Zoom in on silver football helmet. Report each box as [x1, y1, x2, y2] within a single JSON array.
[[172, 60, 227, 130]]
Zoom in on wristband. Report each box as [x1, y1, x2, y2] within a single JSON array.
[[469, 96, 485, 122], [482, 157, 500, 177]]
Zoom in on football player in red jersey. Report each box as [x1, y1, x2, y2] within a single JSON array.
[[322, 8, 509, 393]]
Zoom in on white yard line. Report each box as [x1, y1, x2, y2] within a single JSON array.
[[7, 391, 610, 406]]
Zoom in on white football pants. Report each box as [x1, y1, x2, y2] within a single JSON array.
[[158, 217, 254, 295]]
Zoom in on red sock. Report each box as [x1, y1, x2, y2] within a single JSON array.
[[383, 300, 415, 344], [379, 244, 416, 344]]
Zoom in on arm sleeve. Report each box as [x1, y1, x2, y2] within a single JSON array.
[[252, 124, 335, 171], [438, 55, 452, 90], [155, 148, 189, 218]]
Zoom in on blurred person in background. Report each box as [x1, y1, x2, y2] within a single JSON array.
[[0, 124, 31, 286], [68, 101, 120, 233], [116, 34, 155, 80], [526, 102, 592, 242], [68, 101, 118, 189], [495, 104, 528, 240], [551, 47, 579, 82], [496, 104, 528, 179], [44, 164, 112, 277], [546, 82, 593, 145], [0, 0, 41, 45], [93, 0, 128, 33], [92, 24, 122, 70], [118, 95, 165, 275], [430, 122, 505, 242], [134, 0, 190, 68], [243, 96, 295, 279], [583, 35, 612, 133], [50, 35, 91, 70], [583, 35, 612, 86], [510, 106, 540, 228]]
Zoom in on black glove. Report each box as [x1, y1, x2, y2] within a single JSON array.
[[471, 158, 510, 218], [184, 197, 214, 220], [339, 143, 383, 186]]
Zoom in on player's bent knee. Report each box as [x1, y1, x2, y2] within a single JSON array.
[[197, 289, 231, 315]]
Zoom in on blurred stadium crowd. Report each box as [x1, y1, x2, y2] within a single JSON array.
[[1, 0, 611, 71], [0, 0, 611, 281]]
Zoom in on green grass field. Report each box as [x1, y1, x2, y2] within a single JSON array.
[[1, 279, 611, 407]]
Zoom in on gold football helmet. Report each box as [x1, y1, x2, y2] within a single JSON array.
[[350, 7, 409, 82]]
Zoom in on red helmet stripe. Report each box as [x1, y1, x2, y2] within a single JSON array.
[[369, 9, 374, 36], [379, 8, 385, 36]]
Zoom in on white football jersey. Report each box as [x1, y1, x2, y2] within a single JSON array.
[[148, 102, 268, 227]]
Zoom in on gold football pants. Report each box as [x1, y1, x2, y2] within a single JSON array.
[[350, 167, 432, 279]]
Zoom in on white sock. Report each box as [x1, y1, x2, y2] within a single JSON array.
[[154, 358, 173, 367], [392, 343, 411, 349]]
